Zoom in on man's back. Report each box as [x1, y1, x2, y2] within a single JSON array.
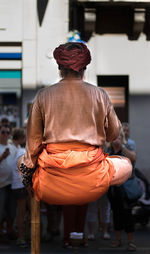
[[28, 79, 120, 147]]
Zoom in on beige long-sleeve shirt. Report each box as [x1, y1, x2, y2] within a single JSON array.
[[23, 78, 121, 168]]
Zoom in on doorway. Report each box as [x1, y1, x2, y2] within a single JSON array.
[[97, 75, 129, 123]]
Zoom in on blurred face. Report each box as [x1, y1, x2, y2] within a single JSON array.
[[123, 125, 129, 139], [0, 126, 10, 143], [18, 136, 26, 146]]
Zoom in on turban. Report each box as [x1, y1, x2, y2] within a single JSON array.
[[53, 43, 91, 72]]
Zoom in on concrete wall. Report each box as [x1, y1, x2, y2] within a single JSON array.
[[1, 0, 150, 94], [0, 0, 23, 41], [129, 95, 150, 180], [22, 0, 69, 88], [86, 34, 150, 94], [0, 0, 69, 88]]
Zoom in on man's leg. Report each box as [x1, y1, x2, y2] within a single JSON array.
[[108, 156, 132, 185]]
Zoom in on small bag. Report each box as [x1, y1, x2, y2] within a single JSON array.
[[122, 176, 143, 201]]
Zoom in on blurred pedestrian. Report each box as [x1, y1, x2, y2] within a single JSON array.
[[46, 204, 62, 241], [0, 125, 16, 242], [0, 118, 11, 128], [11, 128, 30, 247], [98, 193, 111, 240], [86, 200, 98, 241], [107, 128, 137, 251]]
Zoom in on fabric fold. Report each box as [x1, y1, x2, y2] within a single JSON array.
[[32, 142, 115, 205]]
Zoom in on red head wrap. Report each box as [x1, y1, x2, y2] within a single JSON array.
[[53, 42, 91, 72]]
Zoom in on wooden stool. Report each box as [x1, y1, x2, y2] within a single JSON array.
[[31, 197, 40, 254]]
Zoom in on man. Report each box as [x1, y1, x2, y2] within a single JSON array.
[[0, 118, 10, 128], [11, 128, 29, 247], [18, 42, 132, 205], [107, 127, 137, 251], [122, 122, 136, 165], [0, 125, 16, 242]]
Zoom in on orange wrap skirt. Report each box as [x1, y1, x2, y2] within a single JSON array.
[[32, 142, 115, 205]]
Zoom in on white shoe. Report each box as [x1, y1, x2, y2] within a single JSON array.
[[88, 234, 95, 240], [103, 232, 111, 240]]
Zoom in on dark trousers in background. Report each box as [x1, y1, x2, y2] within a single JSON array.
[[62, 204, 88, 244], [0, 185, 16, 236], [113, 207, 134, 233]]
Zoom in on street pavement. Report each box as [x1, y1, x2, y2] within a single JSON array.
[[0, 223, 150, 254]]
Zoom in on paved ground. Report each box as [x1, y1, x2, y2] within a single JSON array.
[[0, 223, 150, 254]]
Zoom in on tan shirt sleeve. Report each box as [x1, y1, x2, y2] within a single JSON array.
[[23, 91, 44, 168]]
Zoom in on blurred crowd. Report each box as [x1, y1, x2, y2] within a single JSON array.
[[0, 118, 148, 252]]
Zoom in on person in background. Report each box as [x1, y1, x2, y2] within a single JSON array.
[[45, 204, 62, 241], [0, 118, 11, 128], [86, 200, 98, 241], [122, 122, 136, 164], [86, 194, 111, 241], [0, 125, 16, 243], [0, 118, 12, 144], [98, 193, 111, 240], [40, 202, 62, 243], [11, 128, 30, 248], [107, 127, 137, 251]]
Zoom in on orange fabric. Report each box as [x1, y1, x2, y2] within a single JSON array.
[[32, 142, 115, 205]]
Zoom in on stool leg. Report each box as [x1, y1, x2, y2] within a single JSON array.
[[31, 196, 40, 254]]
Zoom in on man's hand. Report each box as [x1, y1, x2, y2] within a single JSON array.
[[17, 157, 35, 198], [112, 137, 123, 151]]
